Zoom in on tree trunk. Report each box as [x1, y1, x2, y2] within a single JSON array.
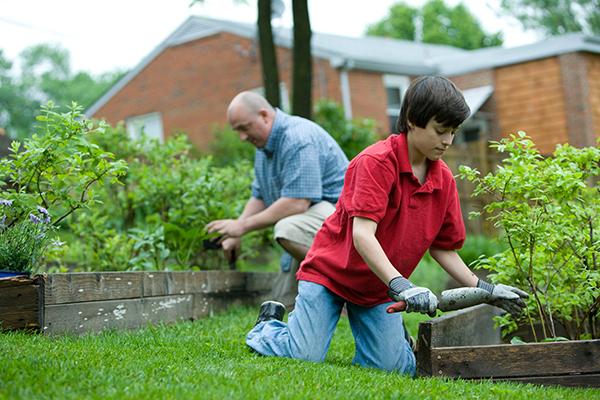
[[292, 0, 312, 119], [257, 0, 280, 108]]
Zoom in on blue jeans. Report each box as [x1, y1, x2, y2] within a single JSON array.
[[246, 280, 416, 375]]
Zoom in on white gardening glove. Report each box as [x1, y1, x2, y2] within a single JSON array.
[[477, 279, 529, 316], [388, 276, 438, 316]]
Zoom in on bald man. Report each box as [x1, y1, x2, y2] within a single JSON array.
[[206, 92, 349, 307]]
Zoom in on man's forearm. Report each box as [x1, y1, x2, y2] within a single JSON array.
[[239, 197, 266, 220], [240, 197, 310, 234], [429, 248, 478, 287]]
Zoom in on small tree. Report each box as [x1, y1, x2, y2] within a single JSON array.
[[459, 132, 600, 340]]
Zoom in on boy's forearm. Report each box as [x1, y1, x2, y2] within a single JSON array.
[[352, 217, 399, 284], [429, 248, 478, 287]]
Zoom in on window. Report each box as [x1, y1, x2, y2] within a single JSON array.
[[383, 75, 410, 133], [456, 114, 489, 144], [125, 112, 164, 142]]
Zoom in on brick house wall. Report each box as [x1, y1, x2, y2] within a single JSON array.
[[450, 69, 501, 141], [347, 70, 389, 133], [92, 32, 391, 150], [587, 53, 600, 142], [494, 57, 568, 155]]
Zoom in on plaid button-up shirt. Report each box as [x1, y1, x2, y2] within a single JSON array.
[[251, 109, 348, 207]]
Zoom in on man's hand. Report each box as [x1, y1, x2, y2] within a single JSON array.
[[221, 237, 241, 262], [205, 219, 246, 239], [477, 279, 529, 317], [388, 276, 438, 316]]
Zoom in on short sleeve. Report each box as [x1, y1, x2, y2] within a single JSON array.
[[251, 178, 262, 200], [280, 143, 322, 202], [342, 155, 396, 223], [431, 180, 466, 250]]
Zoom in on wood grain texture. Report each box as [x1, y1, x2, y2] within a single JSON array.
[[44, 295, 194, 335], [45, 273, 143, 304], [429, 340, 600, 378], [0, 276, 43, 330]]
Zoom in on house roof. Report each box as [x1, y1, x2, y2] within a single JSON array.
[[86, 16, 600, 118], [437, 33, 600, 75]]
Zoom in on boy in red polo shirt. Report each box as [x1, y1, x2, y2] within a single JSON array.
[[246, 76, 528, 375]]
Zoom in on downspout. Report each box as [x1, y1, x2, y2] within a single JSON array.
[[339, 61, 353, 120]]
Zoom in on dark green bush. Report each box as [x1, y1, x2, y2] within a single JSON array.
[[50, 125, 268, 272], [313, 99, 378, 159]]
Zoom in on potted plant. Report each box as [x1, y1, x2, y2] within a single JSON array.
[[459, 132, 599, 341]]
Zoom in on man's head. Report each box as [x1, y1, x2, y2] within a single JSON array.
[[227, 92, 276, 148], [396, 76, 470, 134]]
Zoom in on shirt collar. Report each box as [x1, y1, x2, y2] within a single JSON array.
[[396, 133, 443, 191], [260, 108, 286, 157]]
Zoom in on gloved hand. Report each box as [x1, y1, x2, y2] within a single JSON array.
[[477, 279, 529, 317], [388, 276, 438, 316]]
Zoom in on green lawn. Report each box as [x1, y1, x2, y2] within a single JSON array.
[[1, 307, 596, 400]]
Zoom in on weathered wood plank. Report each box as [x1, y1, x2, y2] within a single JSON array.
[[44, 295, 194, 335], [0, 276, 43, 330], [45, 273, 142, 305], [205, 271, 247, 293], [423, 304, 503, 348], [245, 272, 277, 293], [0, 275, 34, 288], [416, 304, 502, 377], [430, 340, 600, 379], [192, 292, 267, 320], [143, 271, 208, 297], [497, 373, 600, 388]]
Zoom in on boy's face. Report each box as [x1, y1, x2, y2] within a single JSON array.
[[408, 118, 456, 161]]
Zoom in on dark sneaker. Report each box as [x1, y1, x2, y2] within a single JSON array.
[[255, 301, 286, 326]]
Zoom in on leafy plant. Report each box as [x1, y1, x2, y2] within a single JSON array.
[[207, 125, 255, 167], [0, 103, 127, 272], [54, 126, 268, 272], [459, 132, 600, 340], [313, 99, 378, 159]]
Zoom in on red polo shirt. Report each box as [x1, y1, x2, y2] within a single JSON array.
[[297, 133, 465, 307]]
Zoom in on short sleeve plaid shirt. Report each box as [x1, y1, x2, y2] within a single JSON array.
[[251, 109, 348, 206]]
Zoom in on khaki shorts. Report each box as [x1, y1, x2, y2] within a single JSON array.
[[273, 201, 336, 248]]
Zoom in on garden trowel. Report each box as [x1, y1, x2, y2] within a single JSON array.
[[202, 236, 237, 270], [386, 287, 494, 314]]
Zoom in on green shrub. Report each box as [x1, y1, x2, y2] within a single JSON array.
[[313, 100, 378, 159], [459, 132, 600, 340], [52, 126, 268, 272], [458, 234, 507, 268], [208, 125, 255, 167]]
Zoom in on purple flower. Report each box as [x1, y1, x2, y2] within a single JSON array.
[[37, 206, 49, 216], [0, 199, 13, 207], [29, 214, 42, 224]]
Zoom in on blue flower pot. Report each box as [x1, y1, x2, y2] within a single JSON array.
[[0, 270, 31, 279]]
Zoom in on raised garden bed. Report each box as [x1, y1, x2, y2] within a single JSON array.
[[416, 304, 600, 388], [0, 271, 275, 335]]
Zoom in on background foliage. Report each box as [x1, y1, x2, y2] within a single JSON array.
[[366, 0, 503, 49], [0, 44, 123, 140]]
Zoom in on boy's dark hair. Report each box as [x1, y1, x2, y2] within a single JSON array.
[[396, 76, 470, 133]]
